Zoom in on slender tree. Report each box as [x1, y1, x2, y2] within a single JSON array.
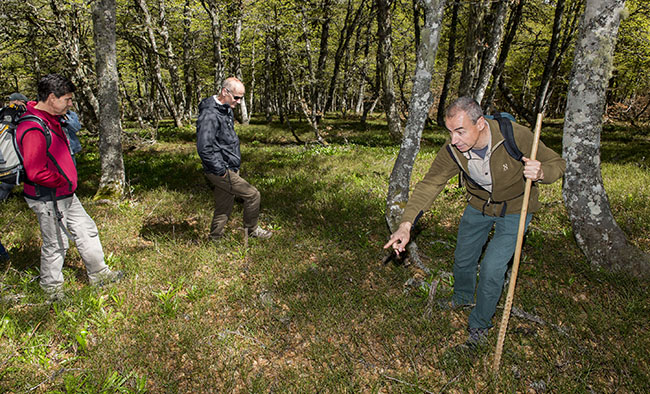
[[135, 0, 182, 128], [437, 0, 459, 126], [482, 0, 525, 113], [201, 0, 225, 91], [158, 0, 185, 127], [92, 0, 125, 199], [385, 0, 446, 267], [473, 0, 509, 103], [376, 0, 403, 140], [531, 0, 583, 123], [562, 0, 650, 276], [457, 0, 490, 97]]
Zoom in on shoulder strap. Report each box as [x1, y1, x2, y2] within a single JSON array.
[[493, 113, 524, 162], [19, 114, 73, 193], [18, 115, 52, 148]]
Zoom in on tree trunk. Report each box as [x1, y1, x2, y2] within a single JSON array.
[[483, 0, 525, 113], [229, 0, 249, 124], [313, 0, 334, 124], [135, 0, 181, 128], [249, 29, 257, 117], [458, 0, 490, 97], [377, 0, 403, 140], [386, 0, 446, 271], [159, 0, 185, 127], [562, 0, 650, 276], [386, 0, 446, 229], [498, 76, 534, 124], [437, 0, 460, 126], [92, 0, 125, 200], [473, 0, 509, 103], [183, 0, 196, 119], [264, 33, 273, 123], [533, 0, 584, 117], [356, 20, 374, 116], [41, 1, 100, 133], [323, 0, 367, 115], [201, 0, 225, 91]]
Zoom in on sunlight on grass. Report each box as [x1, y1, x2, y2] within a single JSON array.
[[0, 116, 648, 392]]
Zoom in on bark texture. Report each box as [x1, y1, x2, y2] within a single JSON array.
[[377, 0, 403, 140], [92, 0, 125, 200], [458, 0, 490, 97], [473, 0, 509, 104], [201, 0, 225, 91], [386, 0, 446, 231], [563, 0, 650, 276], [436, 0, 459, 126]]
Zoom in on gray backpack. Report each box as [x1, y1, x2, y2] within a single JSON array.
[[0, 104, 26, 185], [0, 108, 52, 185]]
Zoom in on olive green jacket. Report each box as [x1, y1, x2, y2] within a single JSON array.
[[401, 118, 566, 224]]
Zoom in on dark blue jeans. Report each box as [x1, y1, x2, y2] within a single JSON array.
[[0, 239, 8, 260], [452, 205, 532, 329]]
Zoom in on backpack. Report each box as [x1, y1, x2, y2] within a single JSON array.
[[444, 111, 526, 217], [0, 110, 52, 185], [0, 104, 27, 184], [484, 112, 524, 162]]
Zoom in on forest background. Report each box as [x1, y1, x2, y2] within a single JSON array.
[[0, 0, 649, 392]]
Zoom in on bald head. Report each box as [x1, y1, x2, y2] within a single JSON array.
[[218, 77, 245, 108]]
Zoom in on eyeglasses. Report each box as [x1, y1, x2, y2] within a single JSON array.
[[225, 88, 243, 101]]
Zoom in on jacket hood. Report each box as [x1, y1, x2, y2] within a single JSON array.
[[198, 96, 232, 115]]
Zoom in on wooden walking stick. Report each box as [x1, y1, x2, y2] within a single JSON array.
[[493, 113, 544, 373]]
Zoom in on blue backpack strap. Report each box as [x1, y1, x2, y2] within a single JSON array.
[[492, 112, 524, 162]]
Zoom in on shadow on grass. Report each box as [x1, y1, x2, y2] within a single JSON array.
[[140, 216, 203, 241]]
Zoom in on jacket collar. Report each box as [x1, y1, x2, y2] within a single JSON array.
[[25, 101, 65, 136], [485, 118, 506, 150]]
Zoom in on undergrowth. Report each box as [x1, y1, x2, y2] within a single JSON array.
[[0, 115, 648, 392]]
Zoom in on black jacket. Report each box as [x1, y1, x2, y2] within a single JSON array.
[[196, 97, 241, 176]]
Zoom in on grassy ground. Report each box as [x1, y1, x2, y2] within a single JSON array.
[[0, 115, 648, 393]]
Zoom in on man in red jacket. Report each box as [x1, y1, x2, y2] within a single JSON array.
[[17, 74, 122, 301]]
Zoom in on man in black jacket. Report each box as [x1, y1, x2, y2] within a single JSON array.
[[196, 77, 272, 240]]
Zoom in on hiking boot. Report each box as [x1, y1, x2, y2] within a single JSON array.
[[89, 269, 124, 287], [436, 296, 472, 311], [464, 327, 489, 349], [248, 226, 272, 240]]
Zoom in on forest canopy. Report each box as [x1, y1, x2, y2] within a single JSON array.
[[0, 0, 649, 130]]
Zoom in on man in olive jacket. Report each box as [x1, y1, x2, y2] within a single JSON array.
[[196, 77, 271, 240], [384, 97, 565, 349]]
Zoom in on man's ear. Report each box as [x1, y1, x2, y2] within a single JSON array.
[[476, 116, 486, 130]]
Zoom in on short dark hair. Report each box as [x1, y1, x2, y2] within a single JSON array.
[[445, 97, 483, 124], [37, 74, 76, 102]]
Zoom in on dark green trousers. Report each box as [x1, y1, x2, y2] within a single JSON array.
[[205, 170, 261, 238]]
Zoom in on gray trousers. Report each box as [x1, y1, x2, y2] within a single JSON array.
[[26, 194, 109, 292], [205, 170, 261, 238]]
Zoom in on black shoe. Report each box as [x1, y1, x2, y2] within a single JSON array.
[[464, 327, 488, 349]]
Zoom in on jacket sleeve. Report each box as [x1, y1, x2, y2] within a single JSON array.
[[400, 145, 460, 225], [196, 105, 226, 176], [513, 123, 565, 184], [20, 127, 69, 188]]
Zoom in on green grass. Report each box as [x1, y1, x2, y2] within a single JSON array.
[[0, 115, 648, 392]]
